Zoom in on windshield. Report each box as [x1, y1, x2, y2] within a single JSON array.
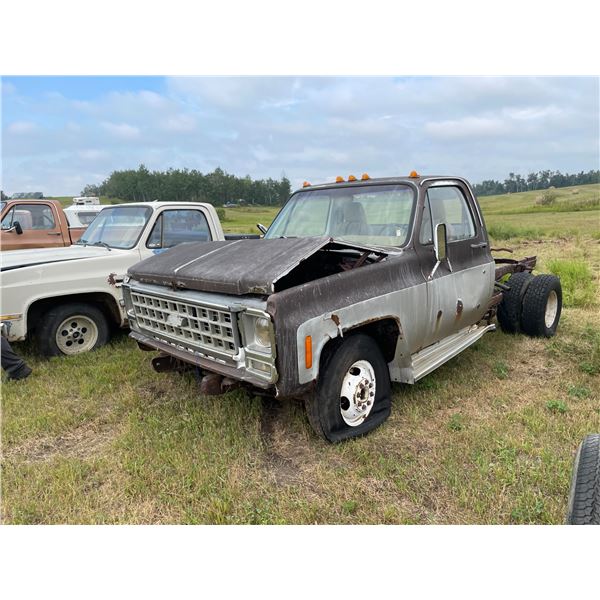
[[77, 206, 152, 249], [265, 183, 416, 247]]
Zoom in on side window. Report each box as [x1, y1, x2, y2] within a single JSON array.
[[147, 209, 211, 249], [426, 187, 476, 242], [77, 211, 100, 225], [7, 204, 56, 230]]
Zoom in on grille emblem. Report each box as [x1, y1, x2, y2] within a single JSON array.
[[167, 314, 187, 328]]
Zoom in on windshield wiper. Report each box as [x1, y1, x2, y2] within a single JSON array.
[[92, 241, 112, 251]]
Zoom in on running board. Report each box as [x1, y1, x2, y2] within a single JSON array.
[[395, 324, 496, 384]]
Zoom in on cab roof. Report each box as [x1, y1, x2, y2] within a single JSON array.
[[295, 175, 472, 194]]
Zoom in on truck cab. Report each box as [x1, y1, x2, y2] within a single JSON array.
[[0, 198, 87, 250], [1, 201, 226, 356], [123, 174, 562, 442]]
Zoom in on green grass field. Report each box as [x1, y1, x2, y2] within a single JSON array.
[[2, 184, 599, 524]]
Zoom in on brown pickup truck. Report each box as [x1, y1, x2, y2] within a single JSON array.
[[1, 199, 87, 250]]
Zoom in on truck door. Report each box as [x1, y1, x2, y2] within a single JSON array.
[[1, 202, 65, 250], [415, 180, 494, 348]]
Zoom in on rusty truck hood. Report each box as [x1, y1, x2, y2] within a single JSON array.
[[127, 236, 389, 295]]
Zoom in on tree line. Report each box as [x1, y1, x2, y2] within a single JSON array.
[[81, 165, 291, 206], [473, 169, 599, 197]]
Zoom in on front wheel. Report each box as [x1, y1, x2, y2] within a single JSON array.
[[305, 334, 392, 442], [36, 302, 110, 357]]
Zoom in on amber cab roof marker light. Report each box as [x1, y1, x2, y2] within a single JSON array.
[[348, 175, 357, 182], [409, 170, 419, 178], [361, 173, 370, 180], [335, 176, 344, 183], [303, 181, 311, 187]]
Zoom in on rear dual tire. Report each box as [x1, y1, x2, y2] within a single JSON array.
[[498, 273, 562, 338]]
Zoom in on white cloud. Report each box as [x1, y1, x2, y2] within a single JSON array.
[[7, 120, 37, 134], [160, 114, 196, 133], [101, 121, 141, 139], [78, 149, 110, 161], [424, 116, 510, 139]]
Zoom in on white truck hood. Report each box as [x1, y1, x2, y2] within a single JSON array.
[[0, 244, 117, 271]]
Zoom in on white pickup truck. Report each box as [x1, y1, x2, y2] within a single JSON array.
[[0, 201, 248, 356]]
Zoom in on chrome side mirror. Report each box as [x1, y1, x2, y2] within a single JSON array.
[[429, 223, 451, 280], [434, 223, 447, 262], [257, 223, 267, 235]]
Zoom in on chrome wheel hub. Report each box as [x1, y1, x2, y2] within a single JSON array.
[[55, 315, 99, 355], [340, 360, 376, 427], [545, 290, 558, 328]]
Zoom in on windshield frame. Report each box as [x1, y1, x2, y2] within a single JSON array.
[[77, 205, 153, 249], [264, 182, 418, 248]]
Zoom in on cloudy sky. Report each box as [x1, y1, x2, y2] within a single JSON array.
[[1, 76, 598, 196]]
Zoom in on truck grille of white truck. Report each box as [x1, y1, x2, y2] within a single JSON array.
[[129, 290, 239, 359]]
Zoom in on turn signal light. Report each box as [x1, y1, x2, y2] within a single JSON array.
[[348, 174, 357, 182], [305, 335, 313, 369], [303, 181, 311, 187], [409, 170, 419, 178], [361, 173, 370, 180], [335, 176, 344, 183]]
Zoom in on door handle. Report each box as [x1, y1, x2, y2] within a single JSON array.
[[470, 242, 487, 249], [48, 232, 62, 236]]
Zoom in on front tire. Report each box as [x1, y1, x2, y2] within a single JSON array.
[[36, 302, 110, 357], [305, 334, 392, 442]]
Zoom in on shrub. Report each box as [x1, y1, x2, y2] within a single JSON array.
[[536, 189, 558, 206], [215, 207, 227, 222], [546, 259, 596, 307], [546, 399, 567, 414]]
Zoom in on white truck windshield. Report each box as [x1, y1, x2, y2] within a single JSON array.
[[77, 206, 152, 249]]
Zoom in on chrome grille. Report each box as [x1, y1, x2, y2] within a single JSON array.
[[130, 290, 238, 357]]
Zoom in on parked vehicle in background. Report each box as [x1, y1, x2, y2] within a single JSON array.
[[0, 202, 254, 357], [124, 172, 563, 442], [72, 196, 100, 205], [1, 199, 87, 250], [63, 204, 105, 228]]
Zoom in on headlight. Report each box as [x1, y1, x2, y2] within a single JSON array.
[[254, 317, 271, 347]]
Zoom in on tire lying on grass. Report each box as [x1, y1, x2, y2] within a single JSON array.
[[36, 302, 110, 357], [567, 434, 600, 525], [497, 271, 533, 334], [304, 334, 392, 442], [520, 274, 562, 337]]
